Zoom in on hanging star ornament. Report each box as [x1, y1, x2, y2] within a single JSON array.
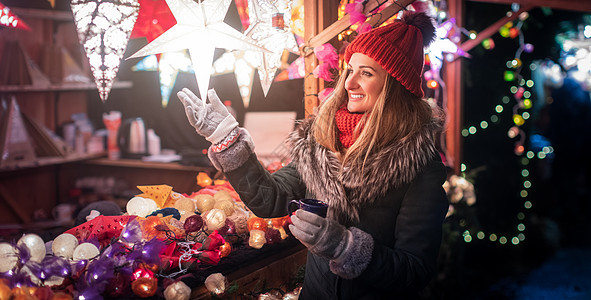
[[245, 0, 298, 96], [127, 0, 269, 102], [212, 50, 258, 108], [130, 0, 176, 44], [0, 2, 31, 30], [132, 50, 194, 107], [71, 0, 140, 102]]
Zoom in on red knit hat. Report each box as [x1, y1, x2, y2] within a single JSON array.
[[344, 11, 436, 98]]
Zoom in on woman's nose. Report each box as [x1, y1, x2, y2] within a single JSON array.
[[345, 73, 357, 90]]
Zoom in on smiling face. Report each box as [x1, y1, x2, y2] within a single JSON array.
[[344, 53, 388, 113]]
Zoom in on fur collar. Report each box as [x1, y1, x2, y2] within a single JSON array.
[[288, 116, 442, 224]]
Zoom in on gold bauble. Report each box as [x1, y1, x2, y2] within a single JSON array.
[[194, 194, 215, 213], [213, 190, 233, 203], [214, 200, 235, 217]]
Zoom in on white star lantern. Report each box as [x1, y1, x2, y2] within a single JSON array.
[[245, 0, 298, 96], [71, 0, 140, 102], [212, 50, 258, 108], [128, 0, 268, 102]]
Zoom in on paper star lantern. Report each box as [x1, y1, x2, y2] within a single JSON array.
[[132, 50, 194, 107], [0, 3, 31, 30], [212, 50, 258, 108], [130, 0, 176, 43], [128, 0, 268, 102], [245, 0, 298, 96], [71, 0, 140, 102]]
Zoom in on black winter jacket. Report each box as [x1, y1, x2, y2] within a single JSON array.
[[210, 117, 449, 299]]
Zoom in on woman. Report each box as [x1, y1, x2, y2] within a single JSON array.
[[178, 11, 448, 299]]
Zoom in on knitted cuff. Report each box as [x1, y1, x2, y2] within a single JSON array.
[[206, 115, 239, 144], [329, 227, 374, 279], [211, 127, 240, 153], [208, 128, 255, 172]]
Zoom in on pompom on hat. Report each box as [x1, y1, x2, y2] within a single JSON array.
[[344, 11, 436, 98]]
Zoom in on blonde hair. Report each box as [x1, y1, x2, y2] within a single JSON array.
[[312, 71, 435, 170]]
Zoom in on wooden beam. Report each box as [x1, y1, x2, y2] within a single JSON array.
[[467, 0, 591, 13], [459, 5, 532, 53]]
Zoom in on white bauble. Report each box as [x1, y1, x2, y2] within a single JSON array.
[[0, 243, 18, 272], [17, 234, 46, 262], [72, 243, 99, 261], [203, 209, 227, 231], [163, 280, 191, 300], [126, 196, 158, 217], [52, 233, 79, 259]]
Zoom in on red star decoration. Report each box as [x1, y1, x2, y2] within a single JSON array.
[[0, 2, 31, 31], [130, 0, 176, 43]]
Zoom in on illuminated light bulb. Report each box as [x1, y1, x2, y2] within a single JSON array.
[[468, 30, 477, 40], [499, 26, 510, 38], [514, 87, 525, 99], [504, 21, 513, 28], [249, 229, 266, 249], [427, 79, 439, 89], [204, 273, 227, 295], [482, 38, 495, 50], [509, 27, 519, 39], [126, 196, 158, 217], [0, 243, 18, 272], [514, 144, 525, 155], [52, 233, 79, 259], [17, 234, 46, 263], [511, 58, 522, 68], [163, 280, 191, 300], [204, 209, 227, 231], [504, 70, 515, 81], [73, 243, 100, 261], [513, 114, 525, 126], [523, 43, 534, 53], [424, 70, 433, 80], [519, 11, 529, 21]]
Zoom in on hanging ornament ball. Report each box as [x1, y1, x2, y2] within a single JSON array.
[[249, 229, 266, 249], [204, 209, 227, 231], [524, 43, 534, 53], [163, 280, 191, 300], [214, 200, 235, 217], [0, 243, 18, 272], [183, 214, 204, 233], [17, 234, 46, 263], [196, 172, 213, 187], [204, 273, 226, 295], [72, 243, 99, 261], [52, 233, 79, 259], [194, 194, 215, 213], [127, 196, 158, 217], [132, 277, 158, 298], [213, 190, 233, 203]]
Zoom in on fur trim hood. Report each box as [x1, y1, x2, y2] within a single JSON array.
[[288, 116, 442, 224]]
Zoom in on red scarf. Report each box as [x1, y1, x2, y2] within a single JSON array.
[[335, 106, 365, 148]]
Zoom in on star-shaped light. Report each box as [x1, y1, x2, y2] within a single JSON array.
[[212, 50, 258, 108], [132, 50, 194, 107], [0, 2, 31, 30], [426, 18, 466, 79], [128, 0, 268, 102], [130, 0, 176, 44], [245, 0, 298, 96], [71, 0, 140, 102]]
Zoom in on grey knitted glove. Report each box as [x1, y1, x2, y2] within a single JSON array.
[[177, 88, 238, 144], [289, 209, 353, 260]]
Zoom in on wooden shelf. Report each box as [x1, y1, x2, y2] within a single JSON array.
[[0, 152, 107, 172], [0, 81, 133, 93], [85, 158, 214, 172]]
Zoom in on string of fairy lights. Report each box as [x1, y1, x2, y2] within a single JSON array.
[[459, 8, 556, 246]]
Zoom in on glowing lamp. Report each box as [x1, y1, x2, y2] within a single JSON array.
[[204, 273, 226, 295], [52, 233, 79, 259], [248, 229, 266, 249], [513, 114, 525, 126], [504, 71, 515, 81], [0, 243, 18, 272], [427, 79, 439, 89], [17, 234, 46, 263]]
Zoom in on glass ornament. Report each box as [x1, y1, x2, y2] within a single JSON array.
[[17, 234, 46, 263], [249, 229, 266, 249], [0, 242, 18, 272], [163, 280, 191, 300], [72, 243, 100, 261], [194, 194, 215, 213], [214, 199, 235, 217], [52, 233, 79, 259], [132, 277, 158, 297], [204, 273, 226, 295], [204, 209, 227, 231], [126, 196, 158, 217]]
